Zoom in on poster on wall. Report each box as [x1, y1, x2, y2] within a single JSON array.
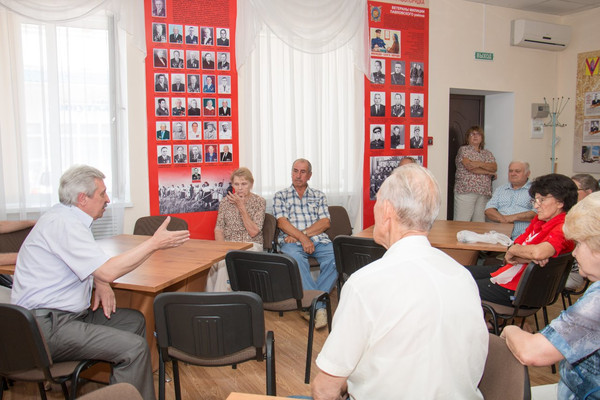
[[145, 0, 238, 238], [573, 51, 600, 173], [363, 0, 429, 227]]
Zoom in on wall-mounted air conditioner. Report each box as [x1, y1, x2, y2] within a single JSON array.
[[510, 19, 571, 51]]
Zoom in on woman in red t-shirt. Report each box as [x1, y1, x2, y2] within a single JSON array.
[[466, 173, 578, 306]]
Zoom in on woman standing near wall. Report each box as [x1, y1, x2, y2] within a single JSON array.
[[454, 126, 497, 222]]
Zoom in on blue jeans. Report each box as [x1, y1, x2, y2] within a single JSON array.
[[280, 241, 337, 306]]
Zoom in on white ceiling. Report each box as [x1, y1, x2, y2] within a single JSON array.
[[464, 0, 600, 15]]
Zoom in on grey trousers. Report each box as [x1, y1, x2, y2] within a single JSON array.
[[34, 308, 155, 400], [454, 192, 490, 222]]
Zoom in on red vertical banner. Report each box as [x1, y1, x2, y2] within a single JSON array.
[[144, 0, 238, 238], [363, 2, 429, 227]]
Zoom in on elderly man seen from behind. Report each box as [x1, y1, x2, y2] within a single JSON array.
[[11, 165, 190, 399], [485, 161, 536, 239], [312, 164, 488, 400]]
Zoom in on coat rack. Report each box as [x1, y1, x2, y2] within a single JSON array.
[[544, 97, 570, 173]]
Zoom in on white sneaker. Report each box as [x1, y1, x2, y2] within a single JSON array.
[[314, 308, 328, 329]]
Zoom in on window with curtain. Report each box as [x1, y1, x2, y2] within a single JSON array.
[[237, 0, 367, 229], [0, 5, 131, 235]]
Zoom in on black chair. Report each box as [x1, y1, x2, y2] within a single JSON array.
[[537, 253, 576, 332], [0, 304, 97, 400], [561, 277, 590, 309], [0, 225, 33, 289], [482, 253, 574, 335], [307, 205, 353, 274], [325, 206, 353, 240], [133, 216, 188, 235], [153, 292, 275, 400], [478, 334, 531, 400], [0, 226, 33, 253], [271, 205, 352, 255], [262, 213, 277, 252], [332, 235, 386, 295], [226, 250, 331, 384]]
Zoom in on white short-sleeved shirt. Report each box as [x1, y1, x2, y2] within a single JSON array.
[[11, 203, 110, 312], [316, 235, 488, 400]]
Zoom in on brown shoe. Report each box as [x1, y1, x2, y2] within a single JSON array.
[[314, 308, 328, 329]]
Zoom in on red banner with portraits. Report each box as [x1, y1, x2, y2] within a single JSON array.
[[363, 1, 429, 227], [144, 0, 238, 238]]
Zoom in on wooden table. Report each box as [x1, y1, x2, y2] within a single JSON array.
[[356, 220, 513, 265], [0, 234, 252, 372]]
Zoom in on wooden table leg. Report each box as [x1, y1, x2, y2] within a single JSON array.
[[440, 248, 479, 266]]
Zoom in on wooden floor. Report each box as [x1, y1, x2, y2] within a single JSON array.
[[3, 288, 573, 399]]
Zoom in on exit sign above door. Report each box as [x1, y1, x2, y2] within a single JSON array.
[[475, 51, 494, 61]]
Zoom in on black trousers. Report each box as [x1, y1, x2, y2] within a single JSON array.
[[465, 264, 515, 306]]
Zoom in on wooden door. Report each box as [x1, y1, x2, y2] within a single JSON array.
[[447, 94, 484, 219]]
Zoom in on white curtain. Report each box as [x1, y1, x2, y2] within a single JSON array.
[[0, 0, 145, 52], [236, 0, 368, 230], [0, 0, 143, 229]]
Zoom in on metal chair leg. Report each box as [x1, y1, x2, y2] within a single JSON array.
[[37, 382, 48, 400], [305, 305, 316, 384], [173, 360, 181, 400], [158, 351, 166, 400]]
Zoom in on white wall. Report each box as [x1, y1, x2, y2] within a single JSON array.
[[485, 92, 515, 190], [123, 34, 150, 233], [559, 7, 600, 177], [428, 0, 599, 219]]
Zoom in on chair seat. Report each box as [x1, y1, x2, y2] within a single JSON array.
[[482, 301, 539, 318], [168, 345, 259, 367], [263, 290, 325, 311], [4, 360, 82, 381]]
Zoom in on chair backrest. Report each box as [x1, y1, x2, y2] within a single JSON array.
[[513, 253, 574, 310], [133, 215, 188, 235], [226, 250, 304, 305], [333, 235, 386, 284], [551, 254, 576, 305], [325, 206, 352, 241], [0, 304, 53, 379], [479, 334, 531, 400], [79, 383, 143, 400], [0, 226, 33, 253], [262, 213, 277, 252], [153, 292, 265, 363]]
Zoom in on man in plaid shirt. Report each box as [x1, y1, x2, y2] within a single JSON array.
[[273, 159, 337, 329]]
